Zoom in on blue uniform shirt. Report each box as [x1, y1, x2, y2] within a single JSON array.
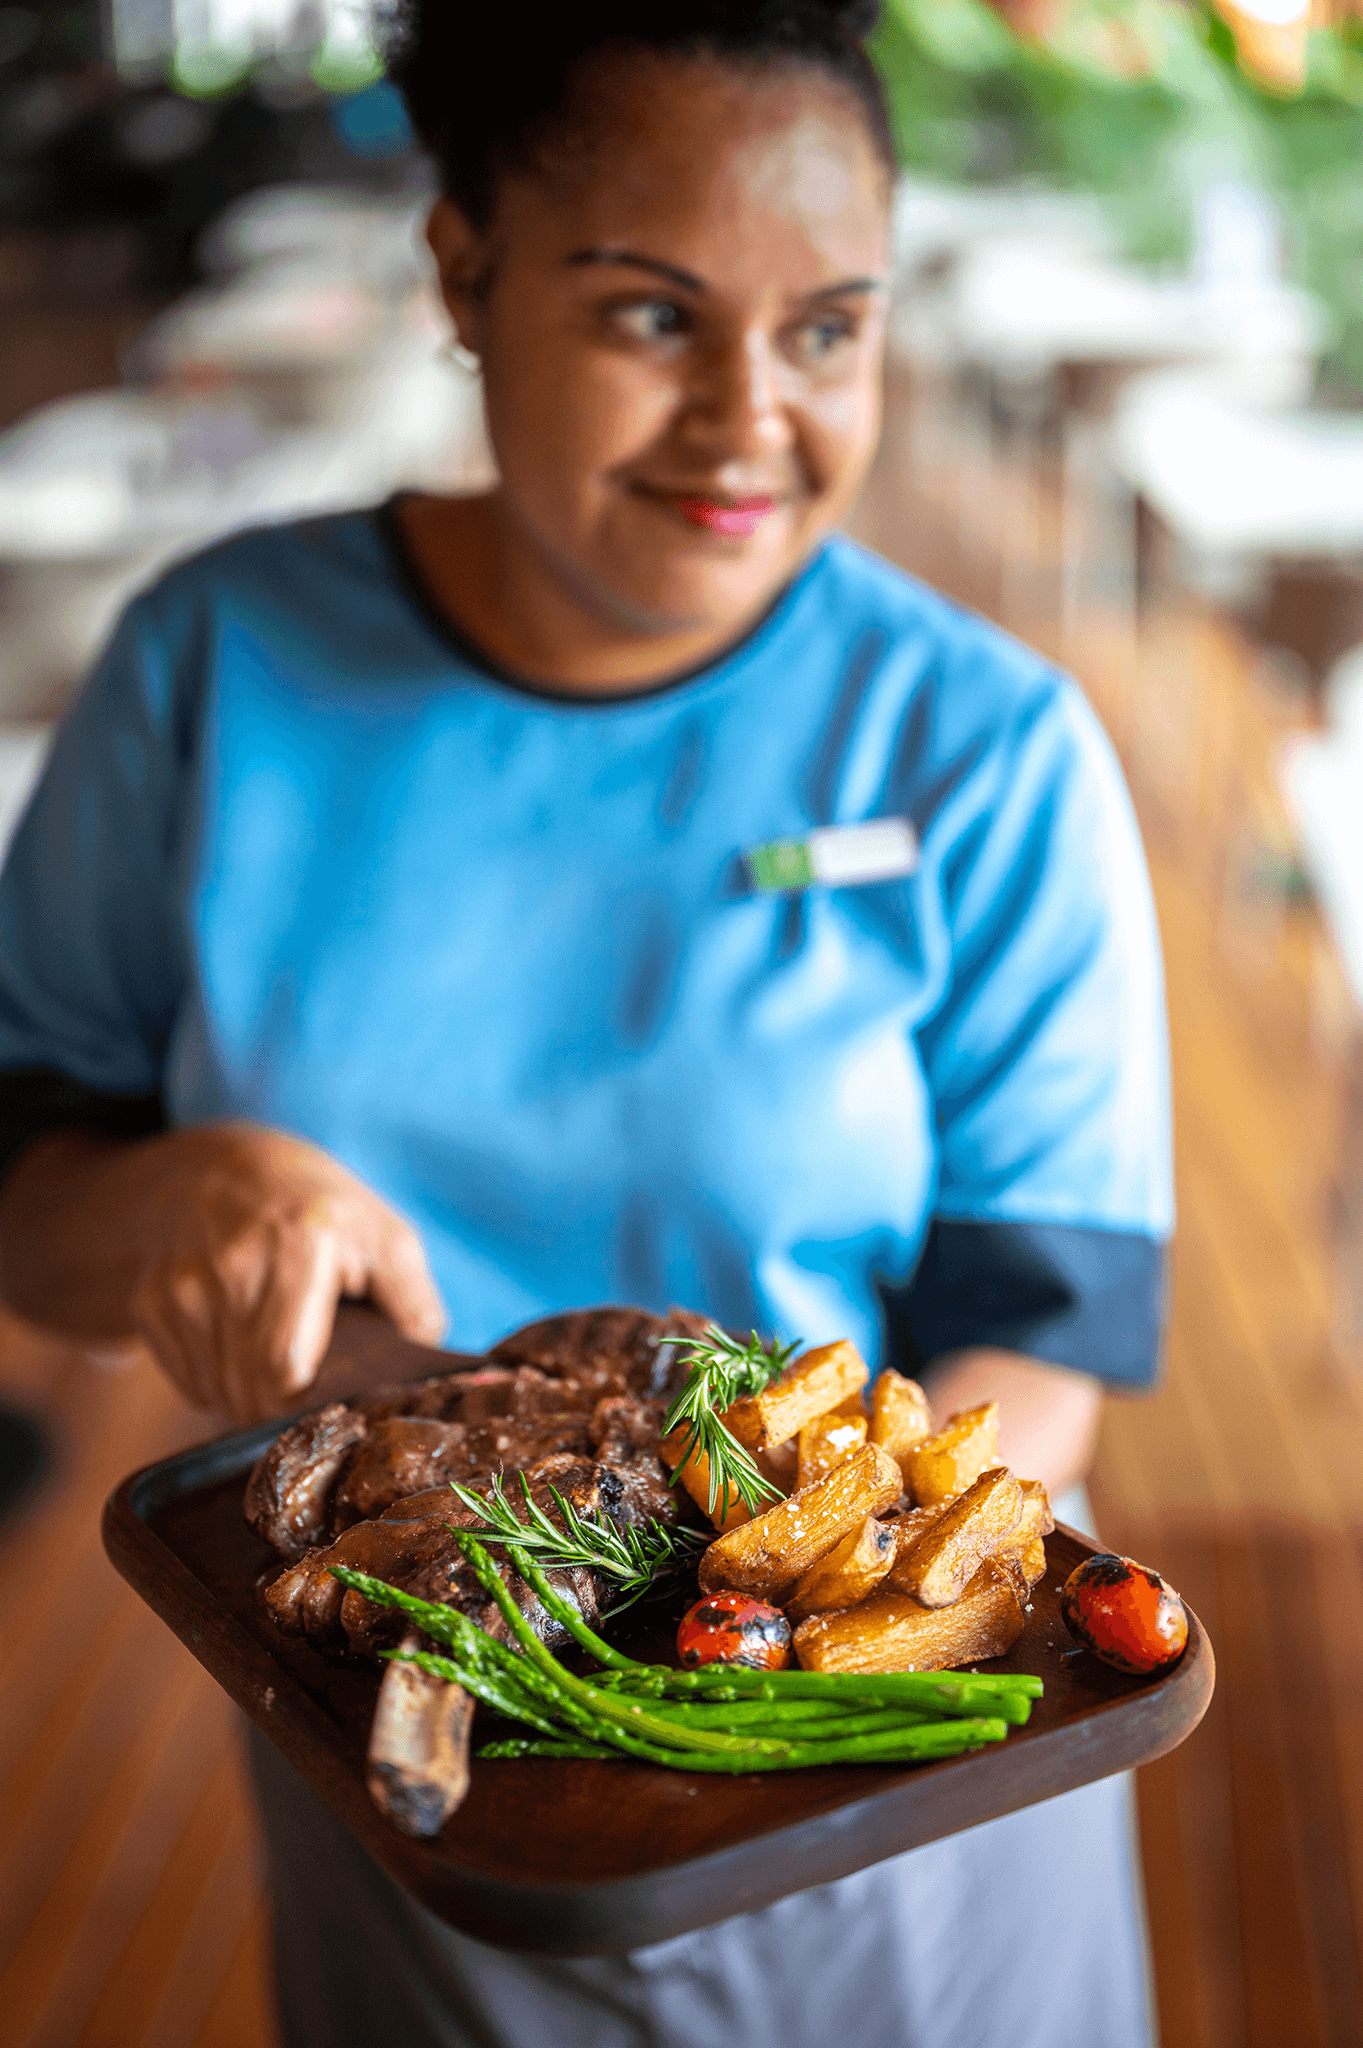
[[0, 509, 1172, 1383]]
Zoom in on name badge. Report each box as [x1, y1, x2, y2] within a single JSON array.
[[746, 817, 920, 893]]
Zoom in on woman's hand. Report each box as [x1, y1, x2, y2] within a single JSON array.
[[0, 1123, 446, 1421]]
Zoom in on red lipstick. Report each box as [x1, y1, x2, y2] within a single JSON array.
[[676, 496, 776, 537]]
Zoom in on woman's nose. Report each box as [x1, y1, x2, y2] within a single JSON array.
[[683, 331, 794, 463]]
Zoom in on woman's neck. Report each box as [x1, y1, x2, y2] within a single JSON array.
[[393, 491, 781, 697]]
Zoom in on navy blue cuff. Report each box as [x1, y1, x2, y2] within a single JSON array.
[[0, 1068, 165, 1188], [883, 1218, 1168, 1391]]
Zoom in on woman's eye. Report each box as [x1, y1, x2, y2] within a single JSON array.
[[793, 315, 857, 364], [612, 300, 689, 343]]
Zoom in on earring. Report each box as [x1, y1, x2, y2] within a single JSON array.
[[441, 337, 481, 376]]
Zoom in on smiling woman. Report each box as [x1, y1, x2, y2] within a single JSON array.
[[0, 3, 1169, 2046], [389, 10, 896, 686]]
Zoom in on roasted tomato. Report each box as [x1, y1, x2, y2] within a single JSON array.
[[1061, 1553, 1188, 1675], [677, 1592, 791, 1671]]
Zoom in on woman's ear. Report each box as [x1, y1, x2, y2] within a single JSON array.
[[426, 198, 488, 356]]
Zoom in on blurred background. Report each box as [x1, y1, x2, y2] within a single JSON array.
[[1, 2, 1363, 2043]]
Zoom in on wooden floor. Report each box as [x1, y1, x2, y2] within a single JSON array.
[[2, 354, 1362, 2045]]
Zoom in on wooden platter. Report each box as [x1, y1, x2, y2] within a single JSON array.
[[102, 1325, 1214, 1957]]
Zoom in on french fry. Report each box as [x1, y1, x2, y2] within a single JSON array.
[[993, 1479, 1053, 1593], [697, 1442, 901, 1597], [903, 1401, 999, 1507], [889, 1466, 1022, 1608], [659, 1430, 752, 1533], [723, 1340, 870, 1452], [1018, 1477, 1055, 1534], [796, 1410, 868, 1491], [868, 1369, 932, 1481], [792, 1559, 1026, 1674], [784, 1513, 897, 1623], [1001, 1534, 1047, 1593], [882, 1500, 949, 1553]]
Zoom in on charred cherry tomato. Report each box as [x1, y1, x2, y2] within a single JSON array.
[[677, 1591, 791, 1671], [1061, 1553, 1188, 1675]]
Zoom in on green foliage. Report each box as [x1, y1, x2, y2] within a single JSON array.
[[867, 0, 1363, 393]]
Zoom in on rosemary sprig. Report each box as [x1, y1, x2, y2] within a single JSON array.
[[660, 1324, 800, 1520], [447, 1471, 707, 1611]]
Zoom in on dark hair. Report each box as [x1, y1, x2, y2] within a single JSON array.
[[383, 2, 893, 229]]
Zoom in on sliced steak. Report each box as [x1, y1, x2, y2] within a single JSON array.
[[331, 1417, 472, 1530], [588, 1395, 679, 1525], [263, 1455, 613, 1658], [243, 1402, 368, 1560], [489, 1305, 710, 1401]]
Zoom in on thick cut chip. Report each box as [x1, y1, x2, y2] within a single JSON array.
[[697, 1442, 902, 1598], [1019, 1477, 1055, 1534], [723, 1340, 870, 1453], [868, 1370, 932, 1480], [882, 1500, 949, 1557], [1002, 1534, 1047, 1593], [793, 1560, 1026, 1674], [796, 1411, 868, 1492], [659, 1430, 753, 1532], [890, 1466, 1023, 1608], [903, 1402, 1000, 1507], [785, 1513, 897, 1623], [993, 1479, 1053, 1593]]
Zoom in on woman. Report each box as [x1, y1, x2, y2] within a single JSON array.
[[0, 4, 1170, 2043]]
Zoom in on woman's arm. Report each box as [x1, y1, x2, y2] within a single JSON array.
[[0, 1123, 446, 1422], [922, 1348, 1101, 1499]]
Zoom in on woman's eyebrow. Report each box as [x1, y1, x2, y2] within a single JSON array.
[[567, 248, 705, 291], [565, 249, 888, 301]]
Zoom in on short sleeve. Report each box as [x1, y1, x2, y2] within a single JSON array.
[[895, 673, 1172, 1388], [0, 596, 190, 1104]]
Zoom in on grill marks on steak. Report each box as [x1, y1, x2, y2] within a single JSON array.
[[245, 1306, 704, 1557]]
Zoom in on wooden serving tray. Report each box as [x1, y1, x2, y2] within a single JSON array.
[[103, 1325, 1214, 1956]]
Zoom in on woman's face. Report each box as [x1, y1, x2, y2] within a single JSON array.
[[429, 55, 893, 640]]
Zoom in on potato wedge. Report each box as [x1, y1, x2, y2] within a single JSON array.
[[698, 1442, 901, 1597], [890, 1466, 1022, 1608], [784, 1513, 897, 1623], [1018, 1477, 1055, 1534], [1000, 1534, 1047, 1594], [793, 1559, 1026, 1674], [903, 1402, 999, 1507], [796, 1410, 868, 1492], [992, 1479, 1053, 1593], [881, 1500, 949, 1556], [868, 1369, 932, 1480], [659, 1430, 753, 1533], [723, 1340, 870, 1452]]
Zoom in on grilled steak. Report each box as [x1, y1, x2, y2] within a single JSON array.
[[263, 1453, 614, 1656], [246, 1305, 714, 1840], [242, 1401, 369, 1560], [245, 1304, 706, 1556]]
